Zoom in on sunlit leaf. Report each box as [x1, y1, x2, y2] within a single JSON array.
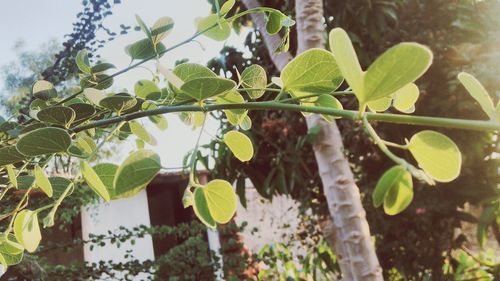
[[458, 72, 495, 120], [223, 130, 254, 162], [315, 94, 343, 122], [151, 17, 174, 44], [81, 161, 110, 202], [125, 38, 166, 60], [373, 165, 413, 215], [180, 77, 236, 101], [241, 65, 267, 99], [134, 80, 161, 100], [194, 179, 237, 226], [76, 49, 91, 74], [393, 83, 419, 113], [408, 130, 461, 182], [130, 121, 157, 145], [196, 14, 231, 41], [14, 210, 41, 253], [281, 49, 343, 97], [34, 165, 53, 197]]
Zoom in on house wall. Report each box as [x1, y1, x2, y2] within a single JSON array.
[[80, 190, 155, 281]]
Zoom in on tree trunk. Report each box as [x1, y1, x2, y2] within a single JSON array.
[[242, 0, 383, 280]]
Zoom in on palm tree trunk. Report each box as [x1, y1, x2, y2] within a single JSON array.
[[241, 0, 383, 279]]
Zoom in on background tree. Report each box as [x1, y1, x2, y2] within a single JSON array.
[[208, 0, 500, 279]]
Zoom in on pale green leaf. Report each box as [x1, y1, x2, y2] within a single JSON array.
[[363, 43, 432, 103], [34, 165, 53, 197], [393, 83, 419, 113], [130, 121, 157, 145], [367, 96, 392, 112], [125, 38, 166, 60], [135, 14, 151, 39], [6, 164, 17, 188], [329, 28, 364, 96], [81, 161, 110, 202], [200, 179, 237, 224], [16, 127, 71, 157], [76, 49, 91, 74], [135, 80, 161, 100], [220, 0, 235, 16], [13, 210, 41, 253], [193, 187, 216, 228], [93, 163, 118, 199], [315, 94, 343, 122], [457, 72, 495, 120], [151, 17, 174, 44], [281, 49, 343, 97], [83, 88, 107, 105], [196, 14, 231, 41], [241, 65, 267, 99], [372, 165, 413, 215], [408, 130, 462, 182], [223, 130, 254, 162]]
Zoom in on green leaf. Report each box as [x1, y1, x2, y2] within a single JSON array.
[[196, 14, 231, 41], [384, 175, 414, 216], [134, 80, 161, 100], [76, 49, 91, 74], [17, 176, 35, 190], [240, 115, 252, 131], [457, 72, 495, 120], [13, 210, 41, 253], [80, 74, 114, 90], [241, 65, 267, 99], [99, 95, 137, 113], [373, 166, 413, 215], [266, 12, 283, 35], [220, 0, 235, 16], [170, 63, 217, 99], [193, 187, 216, 228], [393, 83, 419, 113], [367, 96, 392, 112], [0, 146, 25, 167], [151, 17, 174, 44], [329, 28, 364, 96], [16, 127, 71, 157], [49, 176, 73, 198], [408, 130, 462, 182], [6, 164, 17, 188], [180, 77, 236, 101], [113, 150, 161, 198], [34, 165, 53, 197], [315, 94, 343, 122], [81, 161, 111, 202], [129, 121, 157, 145], [93, 163, 118, 199], [135, 14, 151, 39], [32, 80, 57, 100], [68, 103, 96, 123], [281, 49, 343, 97], [223, 131, 254, 162], [0, 236, 24, 266], [125, 38, 166, 60], [203, 179, 237, 223], [37, 106, 76, 128], [142, 101, 168, 131], [91, 63, 116, 74], [363, 43, 432, 103]]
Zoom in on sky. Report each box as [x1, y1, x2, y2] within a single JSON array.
[[0, 0, 250, 169]]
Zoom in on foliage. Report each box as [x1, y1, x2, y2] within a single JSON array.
[[207, 0, 500, 279], [0, 1, 498, 279]]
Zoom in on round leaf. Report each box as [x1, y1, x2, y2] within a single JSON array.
[[196, 14, 231, 41], [315, 94, 343, 122], [193, 187, 216, 228], [281, 49, 343, 97], [372, 165, 413, 216], [241, 65, 267, 99], [363, 43, 432, 103], [393, 83, 419, 113], [32, 80, 57, 100], [408, 130, 462, 182], [99, 95, 137, 113], [134, 80, 161, 100], [37, 106, 76, 128], [223, 131, 254, 162], [16, 127, 71, 157], [113, 149, 161, 198], [0, 146, 26, 167], [180, 77, 236, 101], [196, 179, 237, 224], [125, 38, 166, 60]]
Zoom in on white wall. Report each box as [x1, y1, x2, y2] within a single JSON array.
[[81, 190, 155, 281]]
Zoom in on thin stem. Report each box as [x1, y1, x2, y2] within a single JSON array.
[[278, 90, 353, 103], [363, 116, 407, 167], [70, 102, 500, 133], [188, 113, 207, 186], [381, 140, 408, 150], [236, 87, 281, 93]]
